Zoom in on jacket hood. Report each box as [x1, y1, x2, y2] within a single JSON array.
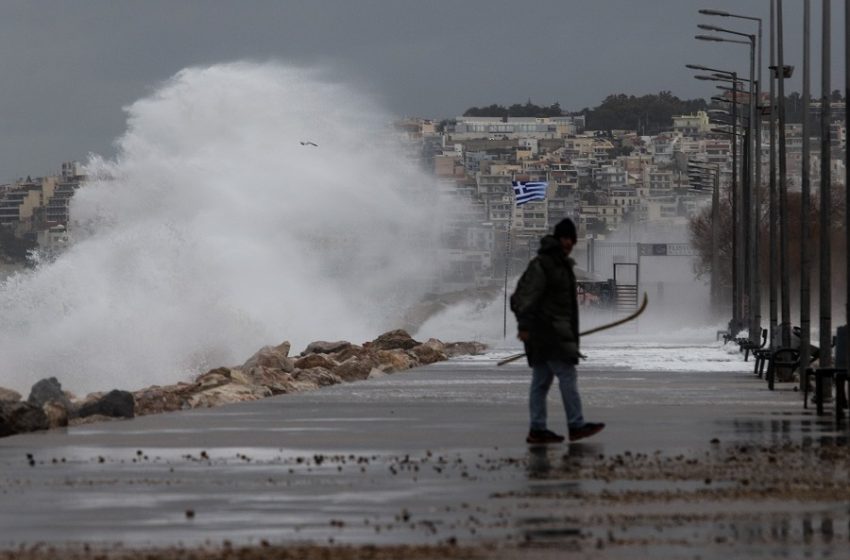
[[537, 234, 576, 265], [537, 235, 562, 256]]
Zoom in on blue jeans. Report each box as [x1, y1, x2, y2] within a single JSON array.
[[529, 360, 585, 431]]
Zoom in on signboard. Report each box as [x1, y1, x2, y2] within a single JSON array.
[[637, 243, 697, 257]]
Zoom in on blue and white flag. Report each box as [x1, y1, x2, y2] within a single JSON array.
[[511, 181, 548, 205]]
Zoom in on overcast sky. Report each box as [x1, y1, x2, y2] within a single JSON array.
[[0, 0, 845, 181]]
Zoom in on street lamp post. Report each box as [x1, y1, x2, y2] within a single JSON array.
[[846, 0, 850, 373], [818, 0, 832, 367], [775, 0, 793, 349], [769, 0, 779, 349], [799, 0, 812, 392], [763, 1, 795, 352], [697, 23, 760, 344], [716, 93, 740, 328], [695, 69, 746, 332], [689, 160, 722, 315], [699, 7, 764, 342]]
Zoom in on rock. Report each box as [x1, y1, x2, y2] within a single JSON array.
[[294, 353, 338, 370], [367, 368, 387, 379], [293, 367, 342, 387], [273, 340, 292, 357], [0, 401, 48, 437], [194, 367, 234, 391], [69, 414, 117, 426], [77, 390, 135, 419], [238, 367, 296, 395], [301, 340, 352, 356], [443, 341, 488, 357], [375, 349, 419, 373], [368, 329, 420, 351], [411, 338, 449, 365], [133, 384, 187, 416], [241, 341, 294, 371], [332, 358, 374, 382], [42, 400, 69, 429], [331, 344, 369, 363], [0, 387, 22, 403], [28, 377, 72, 411], [186, 383, 272, 409], [227, 369, 251, 385]]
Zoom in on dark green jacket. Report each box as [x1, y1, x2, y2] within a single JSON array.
[[510, 235, 580, 366]]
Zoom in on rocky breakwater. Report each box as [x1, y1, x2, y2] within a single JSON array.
[[0, 329, 486, 438]]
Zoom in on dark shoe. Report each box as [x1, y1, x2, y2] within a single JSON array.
[[526, 429, 565, 444], [569, 422, 605, 442]]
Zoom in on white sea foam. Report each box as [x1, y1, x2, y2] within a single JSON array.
[[0, 62, 455, 394]]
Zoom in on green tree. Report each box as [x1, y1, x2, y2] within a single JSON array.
[[0, 226, 37, 263], [462, 101, 564, 118], [580, 91, 707, 134]]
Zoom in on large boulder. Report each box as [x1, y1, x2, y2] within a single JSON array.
[[186, 383, 272, 409], [234, 367, 296, 395], [331, 344, 370, 363], [301, 340, 352, 356], [0, 401, 49, 437], [42, 400, 69, 428], [332, 358, 374, 382], [294, 353, 338, 371], [28, 377, 72, 412], [77, 390, 135, 419], [410, 339, 449, 365], [0, 387, 22, 403], [133, 384, 189, 416], [368, 329, 420, 351], [293, 367, 342, 387], [444, 341, 488, 357], [194, 367, 234, 391], [241, 341, 294, 372], [367, 368, 387, 379], [69, 414, 117, 426], [375, 349, 419, 373]]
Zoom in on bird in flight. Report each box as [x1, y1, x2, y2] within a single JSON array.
[[300, 141, 318, 147]]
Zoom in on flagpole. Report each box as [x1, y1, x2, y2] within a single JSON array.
[[503, 192, 514, 338], [504, 178, 547, 339]]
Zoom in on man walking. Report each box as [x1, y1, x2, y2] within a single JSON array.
[[510, 218, 605, 444]]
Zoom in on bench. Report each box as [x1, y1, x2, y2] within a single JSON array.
[[740, 329, 768, 362], [765, 347, 799, 391], [805, 325, 849, 417], [753, 346, 771, 378]]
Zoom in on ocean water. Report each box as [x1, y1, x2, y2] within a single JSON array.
[[0, 62, 458, 395]]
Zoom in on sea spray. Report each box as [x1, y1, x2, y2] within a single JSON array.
[[0, 62, 457, 394]]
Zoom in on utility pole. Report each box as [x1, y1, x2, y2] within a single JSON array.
[[800, 0, 812, 377], [769, 0, 778, 347], [777, 0, 791, 348], [845, 0, 850, 369], [819, 0, 832, 367]]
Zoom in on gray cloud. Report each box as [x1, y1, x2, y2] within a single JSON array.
[[0, 0, 844, 179]]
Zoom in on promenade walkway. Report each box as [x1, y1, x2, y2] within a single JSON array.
[[1, 340, 847, 559]]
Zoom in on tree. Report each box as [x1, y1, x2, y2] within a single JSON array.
[[462, 101, 564, 118], [689, 183, 847, 302], [0, 226, 37, 263], [580, 92, 707, 134]]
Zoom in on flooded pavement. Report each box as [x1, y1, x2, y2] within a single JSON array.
[[1, 347, 848, 559]]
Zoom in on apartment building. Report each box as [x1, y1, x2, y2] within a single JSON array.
[[0, 176, 58, 227], [450, 115, 585, 140], [673, 111, 710, 136]]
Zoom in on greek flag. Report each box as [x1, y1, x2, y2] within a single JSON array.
[[511, 181, 548, 205]]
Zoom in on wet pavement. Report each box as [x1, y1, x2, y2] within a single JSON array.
[[1, 350, 848, 558]]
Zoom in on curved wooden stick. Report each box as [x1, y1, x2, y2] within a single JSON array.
[[496, 293, 649, 366]]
